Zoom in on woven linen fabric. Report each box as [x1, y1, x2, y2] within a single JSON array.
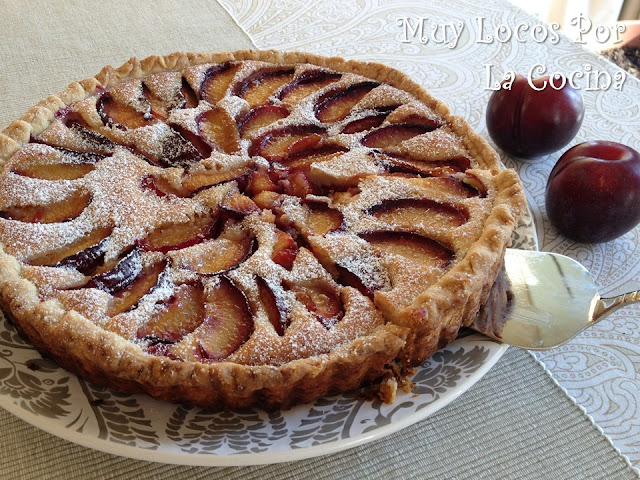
[[0, 0, 254, 129], [0, 348, 636, 479], [0, 0, 637, 478]]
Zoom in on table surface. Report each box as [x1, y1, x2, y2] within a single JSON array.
[[0, 0, 639, 477]]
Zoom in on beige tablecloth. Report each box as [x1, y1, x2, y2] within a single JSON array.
[[0, 0, 637, 478], [0, 348, 635, 479], [0, 0, 254, 128]]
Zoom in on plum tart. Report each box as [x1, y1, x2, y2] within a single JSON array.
[[0, 50, 525, 409]]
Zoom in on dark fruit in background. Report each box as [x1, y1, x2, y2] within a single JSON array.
[[545, 141, 640, 243], [486, 74, 584, 159]]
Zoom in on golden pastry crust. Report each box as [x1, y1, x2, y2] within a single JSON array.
[[0, 50, 525, 410]]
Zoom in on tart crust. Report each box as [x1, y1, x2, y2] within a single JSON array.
[[0, 50, 525, 410]]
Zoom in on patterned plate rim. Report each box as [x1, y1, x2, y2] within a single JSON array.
[[0, 338, 507, 466], [0, 197, 536, 468]]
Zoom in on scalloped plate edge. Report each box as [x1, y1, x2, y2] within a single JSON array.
[[0, 338, 508, 467]]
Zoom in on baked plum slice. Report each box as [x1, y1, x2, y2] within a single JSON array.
[[143, 164, 250, 198], [140, 174, 180, 198], [303, 200, 344, 236], [341, 113, 388, 134], [280, 144, 348, 170], [28, 227, 112, 274], [233, 67, 295, 108], [142, 76, 198, 121], [278, 69, 342, 105], [285, 280, 344, 329], [249, 125, 326, 162], [255, 276, 289, 336], [127, 125, 206, 169], [271, 198, 343, 238], [359, 231, 453, 269], [362, 124, 433, 149], [335, 263, 385, 300], [238, 105, 289, 138], [33, 109, 116, 155], [105, 259, 169, 316], [309, 236, 389, 300], [387, 110, 442, 129], [196, 107, 240, 154], [181, 167, 251, 196], [140, 173, 175, 198], [13, 147, 104, 180], [220, 191, 260, 216], [54, 236, 110, 276], [2, 190, 91, 224], [382, 154, 471, 177], [459, 173, 488, 198], [85, 95, 204, 168], [169, 221, 255, 275], [73, 248, 169, 315], [97, 92, 154, 130], [270, 167, 316, 198], [315, 82, 379, 123], [271, 228, 299, 270], [140, 213, 219, 253], [155, 127, 208, 168], [401, 174, 485, 199], [195, 276, 254, 360], [142, 82, 171, 121], [169, 123, 213, 158], [85, 247, 144, 294], [179, 78, 200, 109], [367, 198, 468, 229], [14, 161, 95, 181], [136, 282, 206, 347], [247, 168, 278, 196], [64, 122, 116, 154], [201, 62, 241, 105]]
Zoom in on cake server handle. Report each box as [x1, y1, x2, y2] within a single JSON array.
[[593, 290, 640, 323]]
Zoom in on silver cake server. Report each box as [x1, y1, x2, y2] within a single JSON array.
[[472, 249, 640, 350]]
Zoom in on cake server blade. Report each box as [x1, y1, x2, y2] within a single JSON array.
[[472, 249, 640, 350]]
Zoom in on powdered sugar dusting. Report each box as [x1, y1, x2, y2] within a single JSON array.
[[309, 150, 383, 186], [108, 80, 149, 114], [0, 57, 502, 369], [0, 173, 79, 207], [398, 128, 467, 161], [356, 84, 414, 110], [143, 71, 184, 110], [167, 102, 212, 137]]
